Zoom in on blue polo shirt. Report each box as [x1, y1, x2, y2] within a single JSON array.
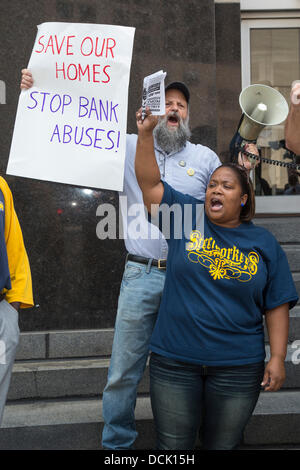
[[149, 182, 299, 366], [0, 189, 11, 292]]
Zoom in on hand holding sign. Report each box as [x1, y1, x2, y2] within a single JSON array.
[[20, 69, 34, 90], [8, 22, 135, 191], [136, 107, 159, 137]]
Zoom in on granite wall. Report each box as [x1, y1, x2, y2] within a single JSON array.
[[0, 0, 242, 330], [215, 1, 242, 160]]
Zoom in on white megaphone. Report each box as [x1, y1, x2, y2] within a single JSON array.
[[230, 84, 289, 160]]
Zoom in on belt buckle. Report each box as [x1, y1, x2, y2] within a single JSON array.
[[157, 259, 166, 270]]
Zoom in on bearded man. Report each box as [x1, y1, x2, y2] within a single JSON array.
[[102, 82, 222, 449], [20, 72, 221, 449]]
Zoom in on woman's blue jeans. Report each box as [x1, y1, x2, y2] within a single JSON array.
[[150, 352, 264, 450]]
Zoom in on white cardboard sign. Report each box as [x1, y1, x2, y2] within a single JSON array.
[[7, 22, 135, 191]]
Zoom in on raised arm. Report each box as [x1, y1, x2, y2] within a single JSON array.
[[135, 109, 164, 214], [262, 303, 289, 392], [285, 83, 300, 154]]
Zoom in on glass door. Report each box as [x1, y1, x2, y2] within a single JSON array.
[[241, 18, 300, 213]]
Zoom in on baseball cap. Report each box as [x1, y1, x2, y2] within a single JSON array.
[[165, 81, 190, 104]]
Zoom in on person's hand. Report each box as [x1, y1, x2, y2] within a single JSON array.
[[20, 69, 34, 90], [261, 356, 286, 392], [238, 143, 260, 171], [290, 81, 300, 108], [136, 107, 159, 138]]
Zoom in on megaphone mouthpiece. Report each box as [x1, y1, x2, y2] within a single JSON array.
[[257, 103, 267, 111], [249, 103, 268, 125]]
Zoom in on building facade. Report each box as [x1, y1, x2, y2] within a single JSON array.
[[0, 0, 299, 331], [0, 0, 299, 449]]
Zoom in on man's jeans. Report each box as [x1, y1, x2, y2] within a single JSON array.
[[102, 260, 166, 449], [150, 353, 264, 450]]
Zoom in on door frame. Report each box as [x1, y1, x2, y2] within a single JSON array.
[[241, 17, 300, 214]]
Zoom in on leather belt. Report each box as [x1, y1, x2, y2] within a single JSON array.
[[127, 254, 167, 269]]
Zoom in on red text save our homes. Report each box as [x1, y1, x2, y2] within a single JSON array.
[[34, 34, 116, 84]]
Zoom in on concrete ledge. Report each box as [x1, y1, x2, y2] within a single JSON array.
[[15, 305, 300, 362], [289, 306, 300, 343], [0, 397, 154, 450], [293, 273, 300, 302], [244, 391, 300, 445], [7, 358, 149, 401], [254, 218, 300, 244], [15, 329, 115, 361], [282, 246, 300, 272], [1, 391, 300, 449], [48, 329, 115, 358], [7, 345, 300, 401], [15, 332, 47, 360]]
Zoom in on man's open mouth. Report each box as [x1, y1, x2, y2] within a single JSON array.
[[167, 113, 179, 125]]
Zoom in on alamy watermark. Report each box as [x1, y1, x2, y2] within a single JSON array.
[[96, 198, 205, 242], [0, 340, 6, 364], [0, 80, 6, 104], [291, 340, 300, 365]]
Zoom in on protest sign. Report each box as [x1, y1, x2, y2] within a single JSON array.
[[7, 22, 135, 191], [141, 70, 166, 119]]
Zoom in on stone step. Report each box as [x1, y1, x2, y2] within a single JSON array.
[[0, 396, 154, 450], [7, 344, 300, 402], [15, 328, 115, 361], [288, 305, 300, 343], [1, 391, 300, 449], [293, 273, 300, 300], [16, 305, 300, 361], [244, 390, 300, 446], [254, 217, 300, 244], [7, 357, 149, 401], [282, 245, 300, 272]]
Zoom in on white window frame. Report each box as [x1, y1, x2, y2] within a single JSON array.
[[241, 0, 300, 11], [241, 17, 300, 214]]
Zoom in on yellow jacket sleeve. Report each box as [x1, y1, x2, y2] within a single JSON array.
[[0, 177, 34, 308]]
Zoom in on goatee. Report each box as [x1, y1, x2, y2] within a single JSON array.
[[154, 111, 191, 154]]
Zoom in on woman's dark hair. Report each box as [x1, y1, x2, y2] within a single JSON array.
[[211, 163, 255, 223]]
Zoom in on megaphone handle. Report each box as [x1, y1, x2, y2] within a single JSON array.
[[239, 148, 300, 170]]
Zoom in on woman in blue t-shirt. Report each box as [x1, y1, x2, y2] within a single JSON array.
[[135, 108, 299, 450]]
